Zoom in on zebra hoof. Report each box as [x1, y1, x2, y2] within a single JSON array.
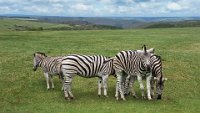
[[70, 96, 74, 100], [151, 94, 154, 99], [104, 95, 109, 98], [124, 92, 130, 96], [148, 97, 152, 100], [133, 95, 139, 99], [142, 96, 146, 99], [65, 97, 69, 100], [116, 97, 119, 101], [157, 95, 162, 100], [124, 94, 128, 97], [122, 98, 126, 101]]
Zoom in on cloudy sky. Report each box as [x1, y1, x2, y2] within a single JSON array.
[[0, 0, 200, 17]]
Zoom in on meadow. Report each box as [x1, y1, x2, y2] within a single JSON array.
[[0, 27, 200, 113]]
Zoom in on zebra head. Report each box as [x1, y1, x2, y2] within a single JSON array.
[[141, 45, 152, 72], [33, 52, 47, 71], [154, 76, 167, 99]]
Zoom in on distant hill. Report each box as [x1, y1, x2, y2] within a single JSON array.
[[143, 20, 200, 28], [1, 15, 200, 30], [0, 18, 121, 31]]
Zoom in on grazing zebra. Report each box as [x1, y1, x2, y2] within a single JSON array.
[[150, 54, 167, 99], [124, 54, 167, 100], [61, 54, 114, 100], [113, 45, 154, 100], [33, 52, 63, 90]]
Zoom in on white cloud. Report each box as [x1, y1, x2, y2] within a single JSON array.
[[70, 3, 92, 11], [49, 0, 62, 3], [0, 6, 11, 13], [0, 0, 200, 17], [23, 5, 49, 14], [167, 2, 182, 11]]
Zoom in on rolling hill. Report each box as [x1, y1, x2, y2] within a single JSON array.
[[1, 15, 200, 30]]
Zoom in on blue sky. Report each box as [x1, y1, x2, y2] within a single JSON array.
[[0, 0, 200, 17]]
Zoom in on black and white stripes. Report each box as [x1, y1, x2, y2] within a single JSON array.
[[124, 54, 167, 99], [150, 54, 167, 99], [61, 54, 114, 100], [113, 45, 153, 100], [33, 52, 63, 90], [33, 45, 167, 101]]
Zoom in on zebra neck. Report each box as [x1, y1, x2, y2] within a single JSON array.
[[38, 59, 44, 67]]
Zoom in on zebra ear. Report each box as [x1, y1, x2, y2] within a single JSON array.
[[142, 45, 147, 53], [162, 78, 168, 81], [33, 53, 35, 57], [147, 48, 155, 54]]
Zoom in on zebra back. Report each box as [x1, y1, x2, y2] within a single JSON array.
[[41, 56, 63, 75], [113, 50, 152, 75], [61, 54, 114, 77], [151, 55, 162, 78], [33, 52, 63, 75]]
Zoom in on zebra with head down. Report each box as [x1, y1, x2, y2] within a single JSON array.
[[124, 54, 167, 100], [150, 54, 167, 99], [113, 45, 154, 100]]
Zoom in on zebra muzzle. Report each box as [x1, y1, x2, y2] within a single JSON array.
[[33, 67, 37, 71]]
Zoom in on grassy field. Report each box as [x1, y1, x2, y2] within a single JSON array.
[[0, 27, 200, 113]]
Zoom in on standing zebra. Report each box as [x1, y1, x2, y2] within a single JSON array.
[[61, 54, 114, 100], [33, 52, 63, 90], [113, 45, 153, 100], [124, 54, 167, 99]]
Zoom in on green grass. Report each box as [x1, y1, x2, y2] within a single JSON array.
[[1, 27, 200, 113]]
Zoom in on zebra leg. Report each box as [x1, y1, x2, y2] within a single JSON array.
[[64, 75, 74, 100], [116, 71, 126, 101], [61, 79, 64, 91], [129, 76, 138, 98], [60, 74, 64, 91], [50, 75, 54, 89], [146, 75, 152, 100], [63, 81, 69, 100], [98, 78, 102, 97], [150, 77, 155, 98], [115, 80, 119, 100], [102, 75, 109, 97], [137, 74, 146, 99], [68, 81, 74, 99], [44, 73, 50, 90], [124, 75, 130, 96]]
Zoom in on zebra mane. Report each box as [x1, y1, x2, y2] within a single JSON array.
[[103, 57, 114, 64], [34, 52, 47, 57], [151, 54, 164, 63]]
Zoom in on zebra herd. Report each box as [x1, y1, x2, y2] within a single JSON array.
[[33, 45, 167, 101]]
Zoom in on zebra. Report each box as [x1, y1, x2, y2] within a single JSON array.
[[33, 52, 64, 90], [124, 54, 167, 100], [61, 54, 114, 100], [113, 45, 154, 100], [150, 54, 167, 99]]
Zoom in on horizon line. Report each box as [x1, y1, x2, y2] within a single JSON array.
[[1, 14, 200, 18]]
